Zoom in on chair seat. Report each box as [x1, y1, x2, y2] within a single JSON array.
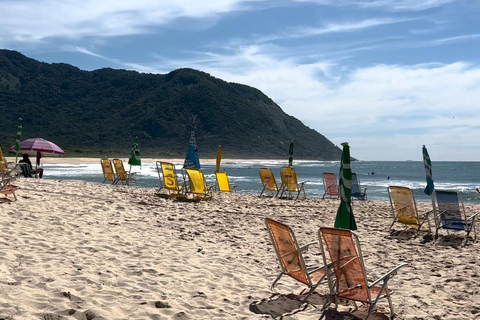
[[338, 285, 390, 303], [308, 267, 328, 284], [442, 220, 467, 230]]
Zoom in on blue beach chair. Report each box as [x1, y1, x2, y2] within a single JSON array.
[[351, 173, 367, 200], [434, 190, 480, 243]]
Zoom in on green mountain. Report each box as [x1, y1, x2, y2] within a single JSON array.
[[0, 49, 342, 160]]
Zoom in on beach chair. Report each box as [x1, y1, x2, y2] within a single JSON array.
[[215, 171, 236, 192], [265, 218, 330, 303], [156, 161, 185, 196], [318, 227, 407, 320], [16, 162, 34, 178], [322, 172, 339, 199], [387, 186, 432, 234], [185, 168, 213, 201], [278, 166, 306, 199], [0, 182, 18, 202], [433, 190, 480, 243], [259, 167, 280, 197], [100, 157, 116, 184], [351, 173, 367, 200], [112, 158, 137, 186], [1, 164, 19, 202]]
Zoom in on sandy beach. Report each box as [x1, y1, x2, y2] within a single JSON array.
[[1, 177, 479, 320]]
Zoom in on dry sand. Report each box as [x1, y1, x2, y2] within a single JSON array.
[[0, 178, 479, 320]]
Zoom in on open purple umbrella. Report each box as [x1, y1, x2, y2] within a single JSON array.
[[10, 138, 65, 156]]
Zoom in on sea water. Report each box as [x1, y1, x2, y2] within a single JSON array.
[[38, 160, 480, 203]]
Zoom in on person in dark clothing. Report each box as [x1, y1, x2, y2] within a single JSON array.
[[18, 154, 43, 178]]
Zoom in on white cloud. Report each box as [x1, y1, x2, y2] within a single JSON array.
[[0, 0, 259, 42], [254, 18, 412, 43], [299, 0, 463, 11], [170, 46, 480, 160], [430, 34, 480, 45]]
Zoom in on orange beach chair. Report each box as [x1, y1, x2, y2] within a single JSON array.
[[318, 227, 406, 319], [265, 218, 330, 303], [322, 172, 339, 199]]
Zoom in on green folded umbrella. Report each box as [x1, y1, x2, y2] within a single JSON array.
[[334, 142, 357, 230]]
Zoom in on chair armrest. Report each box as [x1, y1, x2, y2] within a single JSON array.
[[299, 241, 317, 252], [467, 211, 480, 222], [368, 263, 407, 288]]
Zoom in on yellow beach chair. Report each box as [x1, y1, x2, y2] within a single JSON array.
[[259, 167, 280, 197], [156, 161, 185, 196], [388, 186, 432, 234], [215, 171, 236, 192], [112, 158, 136, 185], [100, 157, 116, 184], [185, 168, 212, 201], [279, 166, 306, 199]]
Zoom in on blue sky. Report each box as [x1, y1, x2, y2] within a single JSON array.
[[1, 0, 479, 161]]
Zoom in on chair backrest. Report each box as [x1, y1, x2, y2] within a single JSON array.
[[323, 172, 339, 197], [259, 167, 278, 191], [351, 173, 362, 195], [159, 161, 180, 191], [388, 186, 419, 225], [17, 162, 33, 178], [101, 158, 115, 182], [185, 168, 207, 194], [112, 159, 127, 180], [435, 190, 466, 230], [265, 218, 311, 286], [215, 171, 230, 192], [319, 227, 370, 303], [280, 166, 298, 191]]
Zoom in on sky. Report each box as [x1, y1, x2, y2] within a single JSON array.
[[1, 0, 479, 161]]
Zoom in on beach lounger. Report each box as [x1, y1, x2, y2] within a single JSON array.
[[112, 158, 137, 186], [100, 157, 116, 184], [433, 190, 479, 243], [388, 186, 432, 234], [0, 182, 18, 202], [1, 164, 19, 202], [259, 167, 280, 197], [156, 161, 185, 196], [278, 166, 306, 199], [215, 171, 236, 192], [265, 218, 330, 302], [351, 173, 367, 200], [185, 168, 212, 201], [322, 172, 339, 199], [318, 227, 406, 320]]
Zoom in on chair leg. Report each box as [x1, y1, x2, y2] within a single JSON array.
[[387, 294, 395, 319], [270, 273, 283, 291]]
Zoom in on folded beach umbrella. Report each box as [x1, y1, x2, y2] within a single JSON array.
[[128, 136, 141, 167], [15, 117, 22, 162], [334, 142, 357, 230], [216, 145, 221, 173], [183, 131, 200, 169], [288, 140, 294, 167], [422, 145, 434, 196]]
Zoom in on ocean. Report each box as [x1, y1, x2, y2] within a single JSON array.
[[39, 160, 480, 203]]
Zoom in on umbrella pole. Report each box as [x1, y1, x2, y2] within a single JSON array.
[[129, 164, 133, 179], [429, 192, 437, 234]]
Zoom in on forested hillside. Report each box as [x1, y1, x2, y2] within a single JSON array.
[[0, 50, 341, 159]]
